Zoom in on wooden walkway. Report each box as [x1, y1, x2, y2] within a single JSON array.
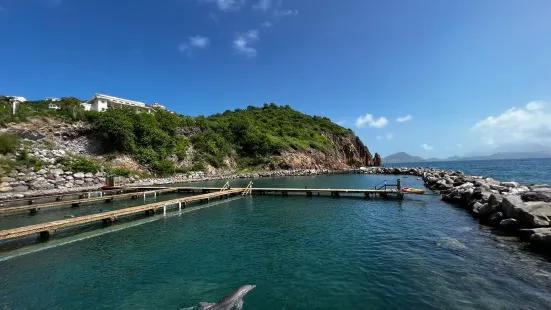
[[172, 187, 406, 198], [0, 188, 179, 215], [0, 188, 243, 241]]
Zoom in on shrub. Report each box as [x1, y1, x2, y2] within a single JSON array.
[[0, 132, 20, 155], [16, 150, 45, 172], [64, 156, 101, 173]]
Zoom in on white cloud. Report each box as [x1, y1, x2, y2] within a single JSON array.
[[201, 0, 244, 11], [396, 115, 412, 122], [178, 36, 210, 54], [261, 21, 273, 28], [355, 114, 388, 128], [253, 0, 272, 11], [233, 30, 259, 58], [421, 144, 434, 151], [472, 101, 551, 146], [274, 9, 298, 18], [190, 36, 210, 48]]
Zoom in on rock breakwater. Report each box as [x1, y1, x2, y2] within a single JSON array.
[[363, 167, 551, 253]]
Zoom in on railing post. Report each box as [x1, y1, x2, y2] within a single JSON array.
[[397, 179, 401, 192], [163, 205, 166, 216], [178, 202, 182, 212]]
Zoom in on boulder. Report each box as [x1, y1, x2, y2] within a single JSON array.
[[522, 191, 551, 203], [84, 173, 94, 178], [74, 180, 85, 185], [435, 180, 452, 190], [471, 202, 483, 215], [502, 194, 551, 227], [529, 228, 551, 252], [500, 218, 519, 229], [65, 182, 74, 188], [49, 168, 64, 175], [490, 184, 507, 192], [502, 195, 524, 218], [73, 172, 85, 179], [12, 185, 29, 192], [1, 177, 16, 182], [488, 212, 504, 225], [501, 181, 520, 188], [0, 187, 12, 193]]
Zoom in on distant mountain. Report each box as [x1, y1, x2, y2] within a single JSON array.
[[383, 151, 551, 164], [383, 152, 425, 163], [460, 151, 551, 161]]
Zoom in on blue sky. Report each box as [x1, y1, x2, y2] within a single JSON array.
[[1, 0, 550, 158]]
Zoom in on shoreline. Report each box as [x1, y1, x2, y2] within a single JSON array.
[[2, 166, 550, 253]]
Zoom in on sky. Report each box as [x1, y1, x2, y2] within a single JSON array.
[[1, 0, 550, 158]]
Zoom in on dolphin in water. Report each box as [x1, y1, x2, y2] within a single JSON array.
[[199, 284, 256, 310]]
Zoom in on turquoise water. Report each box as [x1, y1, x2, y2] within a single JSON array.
[[1, 175, 551, 309], [393, 158, 551, 185]]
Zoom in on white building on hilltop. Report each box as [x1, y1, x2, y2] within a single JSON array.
[[151, 102, 167, 110], [88, 93, 152, 113]]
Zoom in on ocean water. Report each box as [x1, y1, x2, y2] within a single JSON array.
[[1, 174, 551, 309], [390, 158, 551, 185]]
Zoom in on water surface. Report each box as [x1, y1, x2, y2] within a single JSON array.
[[1, 175, 550, 309]]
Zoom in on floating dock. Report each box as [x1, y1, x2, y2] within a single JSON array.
[[0, 188, 244, 241], [0, 188, 179, 215]]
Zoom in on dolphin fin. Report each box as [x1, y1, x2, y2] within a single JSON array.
[[199, 302, 215, 309], [236, 299, 244, 310]]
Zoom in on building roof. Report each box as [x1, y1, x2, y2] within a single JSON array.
[[91, 93, 148, 108]]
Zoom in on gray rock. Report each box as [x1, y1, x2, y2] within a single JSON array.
[[502, 194, 551, 227], [65, 175, 74, 180], [95, 172, 105, 177], [501, 181, 520, 188], [65, 171, 73, 175], [84, 172, 94, 178], [84, 178, 94, 183], [65, 182, 74, 188], [50, 168, 64, 175], [12, 185, 29, 192], [73, 172, 85, 179], [1, 177, 16, 182], [36, 168, 48, 175], [500, 218, 519, 228], [490, 184, 507, 192], [489, 212, 504, 224], [74, 180, 85, 185], [529, 228, 551, 251], [502, 195, 524, 218], [0, 187, 13, 193], [522, 191, 551, 203], [471, 202, 483, 215]]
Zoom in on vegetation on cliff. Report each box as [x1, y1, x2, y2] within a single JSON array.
[[1, 97, 378, 176]]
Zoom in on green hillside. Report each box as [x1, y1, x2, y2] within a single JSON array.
[[1, 97, 360, 175]]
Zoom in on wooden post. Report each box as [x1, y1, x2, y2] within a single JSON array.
[[397, 179, 401, 192]]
